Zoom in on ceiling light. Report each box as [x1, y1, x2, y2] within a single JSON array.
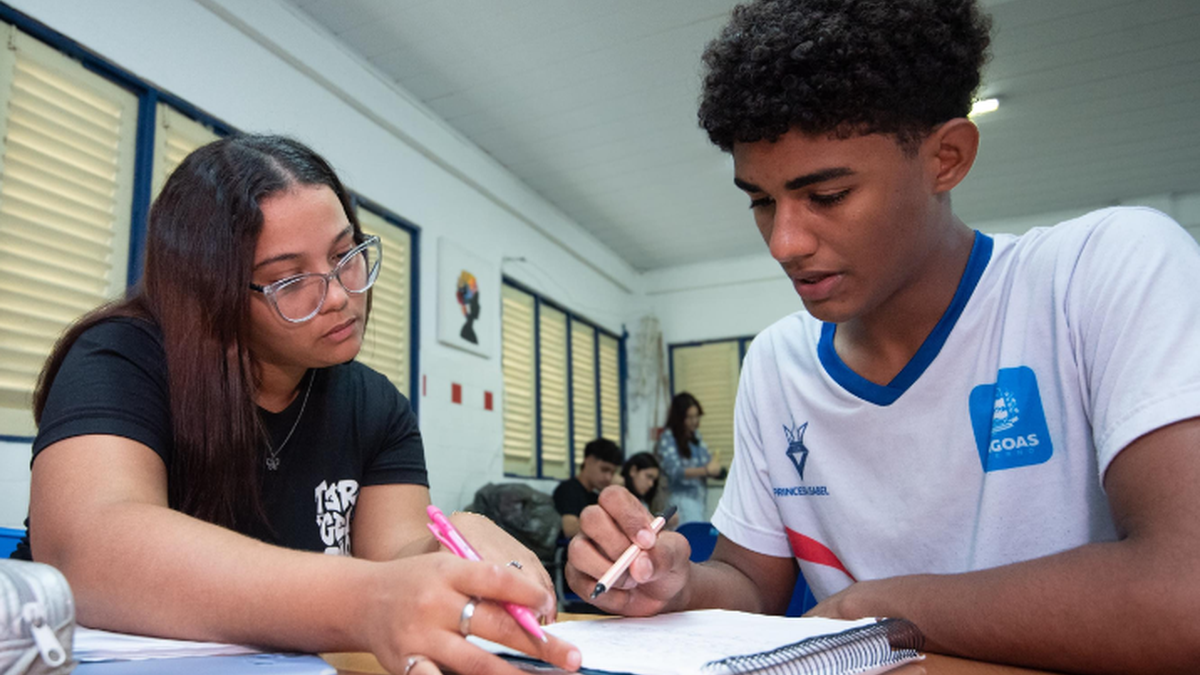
[[969, 97, 1000, 118]]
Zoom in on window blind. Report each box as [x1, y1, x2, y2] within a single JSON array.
[[538, 304, 569, 479], [355, 207, 412, 398], [501, 284, 536, 476], [151, 103, 218, 201], [672, 341, 741, 474], [570, 320, 597, 473], [0, 25, 138, 435], [598, 332, 621, 445]]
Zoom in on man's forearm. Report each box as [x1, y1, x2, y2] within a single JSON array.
[[840, 541, 1200, 674], [671, 559, 783, 614]]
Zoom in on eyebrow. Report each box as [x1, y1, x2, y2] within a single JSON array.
[[734, 167, 856, 193], [253, 225, 354, 271]]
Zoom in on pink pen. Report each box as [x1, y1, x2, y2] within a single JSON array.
[[426, 505, 549, 643]]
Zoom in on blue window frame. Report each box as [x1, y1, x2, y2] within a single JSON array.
[[0, 3, 421, 437], [501, 278, 626, 479]]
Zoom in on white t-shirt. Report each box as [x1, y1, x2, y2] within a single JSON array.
[[711, 207, 1200, 600]]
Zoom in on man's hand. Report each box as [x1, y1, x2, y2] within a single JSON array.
[[803, 577, 896, 620], [563, 486, 693, 616]]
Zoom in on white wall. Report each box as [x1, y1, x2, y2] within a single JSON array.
[[0, 440, 30, 530], [0, 0, 639, 526]]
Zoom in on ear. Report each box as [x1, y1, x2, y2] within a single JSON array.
[[923, 118, 979, 194]]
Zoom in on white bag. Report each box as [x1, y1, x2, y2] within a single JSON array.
[[0, 559, 74, 674]]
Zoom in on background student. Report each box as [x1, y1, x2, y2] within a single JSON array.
[[17, 135, 580, 675], [553, 438, 623, 539], [565, 1, 1200, 672], [618, 453, 677, 529], [656, 393, 723, 524]]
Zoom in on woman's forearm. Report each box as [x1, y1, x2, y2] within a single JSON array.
[[46, 500, 378, 651]]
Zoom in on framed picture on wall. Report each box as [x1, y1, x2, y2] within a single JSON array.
[[437, 237, 495, 358]]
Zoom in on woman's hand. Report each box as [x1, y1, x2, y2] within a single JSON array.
[[362, 552, 581, 675], [705, 458, 722, 478], [447, 511, 556, 614]]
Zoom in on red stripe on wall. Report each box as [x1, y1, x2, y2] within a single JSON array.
[[451, 383, 462, 404], [785, 528, 856, 582], [484, 391, 493, 411]]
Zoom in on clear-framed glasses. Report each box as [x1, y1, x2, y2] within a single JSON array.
[[249, 236, 382, 323]]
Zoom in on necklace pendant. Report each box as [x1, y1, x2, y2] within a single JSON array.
[[266, 456, 280, 471]]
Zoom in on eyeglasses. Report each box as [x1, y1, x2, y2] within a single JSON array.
[[249, 236, 382, 323]]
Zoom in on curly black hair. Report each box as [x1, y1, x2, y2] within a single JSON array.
[[698, 0, 992, 153]]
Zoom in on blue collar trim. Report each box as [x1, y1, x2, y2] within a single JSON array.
[[817, 232, 993, 406]]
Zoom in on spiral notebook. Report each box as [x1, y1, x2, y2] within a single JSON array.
[[479, 609, 923, 675]]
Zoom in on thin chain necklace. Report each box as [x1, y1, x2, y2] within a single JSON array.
[[263, 370, 314, 471]]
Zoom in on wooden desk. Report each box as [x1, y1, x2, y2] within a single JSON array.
[[324, 651, 1056, 675]]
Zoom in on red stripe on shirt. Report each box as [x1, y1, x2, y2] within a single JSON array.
[[785, 528, 856, 582]]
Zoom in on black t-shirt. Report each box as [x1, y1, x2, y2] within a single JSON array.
[[553, 478, 597, 520], [14, 317, 426, 559]]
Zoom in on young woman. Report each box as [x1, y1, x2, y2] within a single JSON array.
[[18, 135, 579, 675], [620, 453, 662, 511], [655, 393, 723, 524], [619, 453, 678, 529]]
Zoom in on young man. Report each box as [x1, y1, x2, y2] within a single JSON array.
[[565, 1, 1200, 672], [553, 438, 623, 538]]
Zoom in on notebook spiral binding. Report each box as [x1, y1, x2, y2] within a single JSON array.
[[700, 618, 924, 675]]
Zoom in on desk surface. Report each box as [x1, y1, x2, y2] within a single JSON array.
[[323, 651, 1057, 675]]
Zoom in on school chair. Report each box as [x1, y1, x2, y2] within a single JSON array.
[[0, 527, 25, 558], [676, 521, 719, 562]]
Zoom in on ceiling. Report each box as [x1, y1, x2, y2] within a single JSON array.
[[278, 0, 1200, 272]]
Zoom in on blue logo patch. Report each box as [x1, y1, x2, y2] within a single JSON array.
[[968, 367, 1053, 472]]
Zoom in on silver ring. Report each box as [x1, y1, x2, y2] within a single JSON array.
[[459, 597, 479, 637], [403, 655, 428, 675], [507, 560, 523, 570]]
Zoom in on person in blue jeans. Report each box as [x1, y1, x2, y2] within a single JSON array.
[[656, 393, 724, 524]]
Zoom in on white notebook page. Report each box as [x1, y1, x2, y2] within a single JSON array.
[[477, 609, 919, 675]]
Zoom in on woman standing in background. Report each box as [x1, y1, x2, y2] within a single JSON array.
[[656, 393, 723, 524]]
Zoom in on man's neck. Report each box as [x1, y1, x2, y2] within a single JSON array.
[[834, 221, 976, 386]]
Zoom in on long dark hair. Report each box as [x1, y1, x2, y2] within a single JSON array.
[[665, 392, 703, 459], [621, 452, 661, 504], [33, 134, 363, 534]]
